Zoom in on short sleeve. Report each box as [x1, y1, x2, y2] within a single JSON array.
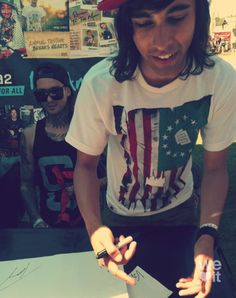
[[40, 7, 46, 18], [201, 68, 236, 151], [66, 78, 109, 156], [21, 7, 27, 17]]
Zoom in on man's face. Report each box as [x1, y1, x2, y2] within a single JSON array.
[[31, 0, 38, 7], [1, 3, 12, 18], [131, 0, 196, 87], [36, 78, 71, 115], [10, 109, 17, 119]]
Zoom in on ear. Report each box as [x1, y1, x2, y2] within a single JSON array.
[[65, 86, 71, 97]]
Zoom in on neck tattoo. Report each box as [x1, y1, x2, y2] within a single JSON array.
[[45, 106, 71, 141], [45, 130, 67, 142], [46, 106, 70, 128]]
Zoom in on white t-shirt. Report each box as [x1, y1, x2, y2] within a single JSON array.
[[66, 56, 236, 216], [22, 5, 46, 31]]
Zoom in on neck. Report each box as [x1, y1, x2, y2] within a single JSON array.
[[143, 75, 177, 88], [140, 64, 179, 88], [139, 57, 187, 88], [45, 106, 71, 129]]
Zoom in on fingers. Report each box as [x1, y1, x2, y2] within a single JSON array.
[[117, 235, 137, 264], [98, 234, 136, 264], [98, 255, 136, 285], [94, 232, 137, 285], [91, 226, 117, 259], [176, 277, 212, 297], [98, 258, 105, 268], [200, 259, 214, 296], [107, 261, 136, 286], [123, 241, 137, 263], [91, 227, 137, 285], [176, 258, 214, 297], [176, 278, 202, 296], [104, 242, 123, 262]]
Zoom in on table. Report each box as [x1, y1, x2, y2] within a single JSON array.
[[0, 227, 234, 298], [0, 228, 128, 298], [0, 228, 92, 261]]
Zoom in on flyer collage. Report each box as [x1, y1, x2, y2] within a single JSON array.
[[0, 0, 118, 59]]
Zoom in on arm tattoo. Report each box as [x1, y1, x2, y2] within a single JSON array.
[[20, 132, 34, 182]]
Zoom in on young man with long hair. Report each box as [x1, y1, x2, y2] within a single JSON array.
[[66, 0, 236, 296]]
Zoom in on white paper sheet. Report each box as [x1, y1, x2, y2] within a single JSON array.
[[0, 252, 128, 298], [127, 266, 172, 298]]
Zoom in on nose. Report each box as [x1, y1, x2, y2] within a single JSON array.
[[152, 24, 173, 51], [46, 94, 54, 102]]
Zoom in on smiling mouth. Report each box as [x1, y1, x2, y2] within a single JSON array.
[[154, 52, 176, 60]]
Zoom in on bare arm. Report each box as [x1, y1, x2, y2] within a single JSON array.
[[199, 148, 228, 227], [73, 150, 102, 235], [20, 15, 27, 32], [177, 149, 228, 297], [20, 126, 46, 226], [74, 150, 136, 285]]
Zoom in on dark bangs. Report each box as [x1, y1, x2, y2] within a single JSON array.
[[181, 0, 214, 78], [110, 0, 214, 83], [110, 0, 176, 82]]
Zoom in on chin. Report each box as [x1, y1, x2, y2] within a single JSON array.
[[46, 109, 59, 115]]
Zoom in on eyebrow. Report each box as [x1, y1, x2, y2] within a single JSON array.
[[131, 3, 191, 18], [167, 3, 190, 14]]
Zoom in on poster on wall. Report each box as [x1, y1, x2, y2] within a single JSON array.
[[0, 0, 118, 59], [0, 0, 26, 59], [24, 31, 70, 58], [21, 0, 69, 32], [69, 0, 117, 58]]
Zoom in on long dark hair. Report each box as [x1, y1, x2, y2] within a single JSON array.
[[110, 0, 214, 82]]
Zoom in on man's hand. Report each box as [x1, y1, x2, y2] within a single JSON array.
[[176, 235, 214, 297], [8, 129, 15, 136], [90, 226, 137, 285]]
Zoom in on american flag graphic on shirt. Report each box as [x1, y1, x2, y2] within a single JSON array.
[[113, 95, 211, 212]]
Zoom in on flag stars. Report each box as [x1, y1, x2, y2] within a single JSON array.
[[172, 153, 177, 158], [166, 151, 171, 156], [162, 134, 168, 140], [175, 119, 180, 125], [183, 115, 188, 121], [191, 119, 197, 125], [167, 125, 173, 132], [180, 152, 185, 157], [163, 144, 168, 149]]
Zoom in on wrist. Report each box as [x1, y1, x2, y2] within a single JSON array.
[[86, 222, 103, 237], [195, 225, 219, 247], [200, 223, 219, 230]]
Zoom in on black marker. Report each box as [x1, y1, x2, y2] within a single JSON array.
[[96, 235, 134, 259]]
